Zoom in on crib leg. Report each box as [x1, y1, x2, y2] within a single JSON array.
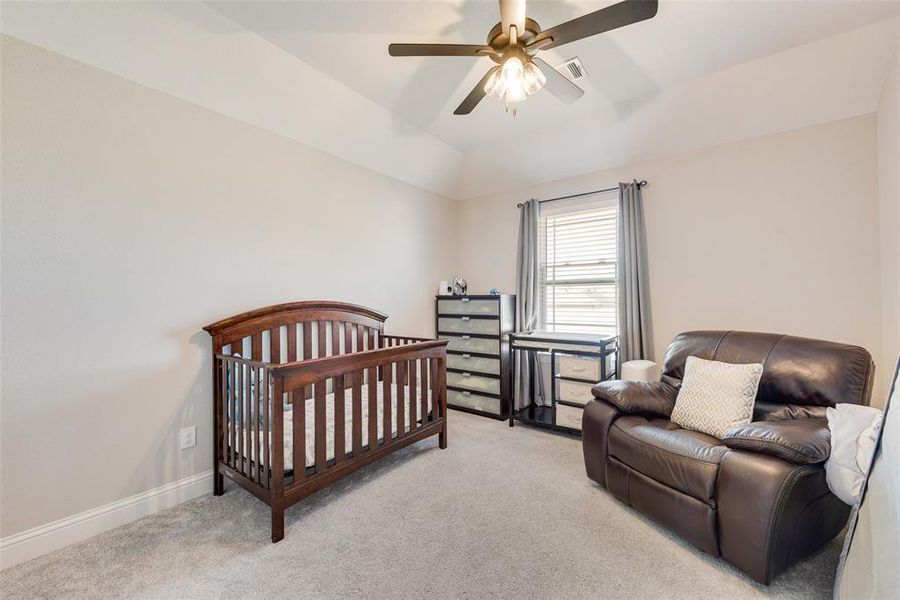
[[439, 424, 448, 450], [271, 503, 285, 543], [213, 471, 225, 496]]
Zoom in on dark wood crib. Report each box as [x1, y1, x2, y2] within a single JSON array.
[[203, 301, 448, 542]]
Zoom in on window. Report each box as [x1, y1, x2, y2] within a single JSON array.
[[538, 192, 617, 335]]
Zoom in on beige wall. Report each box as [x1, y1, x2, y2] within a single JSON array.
[[876, 44, 900, 398], [458, 116, 887, 403], [0, 37, 457, 536]]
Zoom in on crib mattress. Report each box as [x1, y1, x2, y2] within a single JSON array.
[[237, 383, 432, 472]]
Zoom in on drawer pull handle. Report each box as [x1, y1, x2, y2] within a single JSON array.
[[463, 372, 471, 377], [462, 390, 471, 396], [571, 366, 586, 372], [461, 316, 470, 321], [462, 354, 471, 359], [461, 298, 470, 302], [462, 335, 471, 340]]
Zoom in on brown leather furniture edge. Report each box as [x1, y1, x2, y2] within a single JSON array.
[[582, 330, 874, 584]]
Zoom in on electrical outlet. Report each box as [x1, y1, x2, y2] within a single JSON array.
[[180, 426, 196, 450]]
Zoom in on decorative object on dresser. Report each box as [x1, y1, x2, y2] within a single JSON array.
[[436, 294, 515, 419], [204, 301, 448, 543], [509, 331, 618, 434], [582, 330, 875, 584]]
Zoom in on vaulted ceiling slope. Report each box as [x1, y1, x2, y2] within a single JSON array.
[[3, 1, 899, 200]]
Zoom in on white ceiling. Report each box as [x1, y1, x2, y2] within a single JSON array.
[[212, 0, 900, 151], [3, 1, 900, 199]]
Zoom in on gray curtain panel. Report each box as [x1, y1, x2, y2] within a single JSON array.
[[617, 181, 653, 365], [515, 200, 541, 409]]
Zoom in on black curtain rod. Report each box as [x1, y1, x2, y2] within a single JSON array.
[[516, 180, 647, 208]]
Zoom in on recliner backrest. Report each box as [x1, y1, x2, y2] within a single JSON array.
[[661, 331, 874, 408]]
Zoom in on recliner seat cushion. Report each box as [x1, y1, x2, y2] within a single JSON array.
[[607, 415, 729, 503]]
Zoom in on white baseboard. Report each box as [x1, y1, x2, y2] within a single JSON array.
[[0, 469, 214, 570]]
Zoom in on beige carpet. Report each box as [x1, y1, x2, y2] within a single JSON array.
[[1, 411, 840, 599]]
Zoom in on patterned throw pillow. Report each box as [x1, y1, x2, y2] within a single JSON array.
[[670, 356, 764, 439]]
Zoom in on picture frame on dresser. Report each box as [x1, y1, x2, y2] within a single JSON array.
[[435, 294, 516, 420]]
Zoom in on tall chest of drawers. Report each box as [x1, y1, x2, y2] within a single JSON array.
[[435, 295, 515, 419]]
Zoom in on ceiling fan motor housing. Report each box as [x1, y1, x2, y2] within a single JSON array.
[[487, 17, 543, 63]]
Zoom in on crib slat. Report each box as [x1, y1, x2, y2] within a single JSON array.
[[271, 327, 281, 364], [429, 358, 437, 422], [352, 370, 363, 455], [382, 362, 392, 444], [409, 359, 418, 431], [246, 363, 254, 480], [367, 366, 377, 449], [230, 363, 238, 469], [317, 321, 327, 358], [335, 375, 346, 464], [420, 358, 429, 427], [332, 321, 341, 356], [262, 367, 270, 488], [357, 324, 364, 353], [303, 323, 312, 400], [237, 361, 245, 475], [315, 378, 326, 471], [397, 361, 407, 437], [292, 377, 305, 480], [344, 323, 353, 356], [287, 324, 297, 362], [251, 333, 262, 362]]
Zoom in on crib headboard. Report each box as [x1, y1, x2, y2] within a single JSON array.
[[203, 301, 388, 363]]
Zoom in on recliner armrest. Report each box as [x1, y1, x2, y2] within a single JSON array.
[[722, 418, 830, 464], [591, 380, 678, 418]]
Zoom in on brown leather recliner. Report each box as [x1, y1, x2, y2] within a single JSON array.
[[582, 331, 874, 584]]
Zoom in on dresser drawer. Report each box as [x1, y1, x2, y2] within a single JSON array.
[[557, 379, 594, 406], [447, 371, 501, 395], [440, 335, 500, 355], [437, 298, 499, 316], [448, 389, 501, 415], [447, 353, 500, 375], [558, 355, 601, 381], [438, 317, 499, 336], [555, 403, 584, 431]]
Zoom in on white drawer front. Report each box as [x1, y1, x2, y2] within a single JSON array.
[[557, 379, 594, 406], [438, 317, 499, 336], [437, 299, 499, 316], [555, 403, 584, 430], [447, 354, 500, 375], [447, 371, 501, 395], [448, 389, 501, 415], [440, 335, 500, 355], [558, 355, 601, 381]]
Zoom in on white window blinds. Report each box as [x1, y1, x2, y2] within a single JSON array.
[[538, 193, 618, 335]]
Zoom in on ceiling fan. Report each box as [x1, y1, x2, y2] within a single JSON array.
[[388, 0, 659, 116]]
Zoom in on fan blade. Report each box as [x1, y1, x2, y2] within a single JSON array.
[[388, 43, 493, 57], [499, 0, 526, 36], [533, 58, 584, 104], [529, 0, 658, 51], [454, 67, 500, 115]]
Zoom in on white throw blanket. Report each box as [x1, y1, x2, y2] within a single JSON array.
[[826, 403, 884, 505]]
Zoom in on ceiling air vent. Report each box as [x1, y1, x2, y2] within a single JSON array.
[[557, 57, 588, 81]]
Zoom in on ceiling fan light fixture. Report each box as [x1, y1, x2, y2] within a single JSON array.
[[482, 55, 545, 113]]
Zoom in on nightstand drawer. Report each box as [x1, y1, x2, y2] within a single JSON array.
[[437, 298, 499, 316], [438, 317, 499, 336], [440, 335, 500, 355], [557, 379, 594, 406], [447, 353, 500, 375], [447, 372, 501, 395], [448, 389, 501, 415], [555, 403, 584, 431], [558, 355, 601, 381]]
